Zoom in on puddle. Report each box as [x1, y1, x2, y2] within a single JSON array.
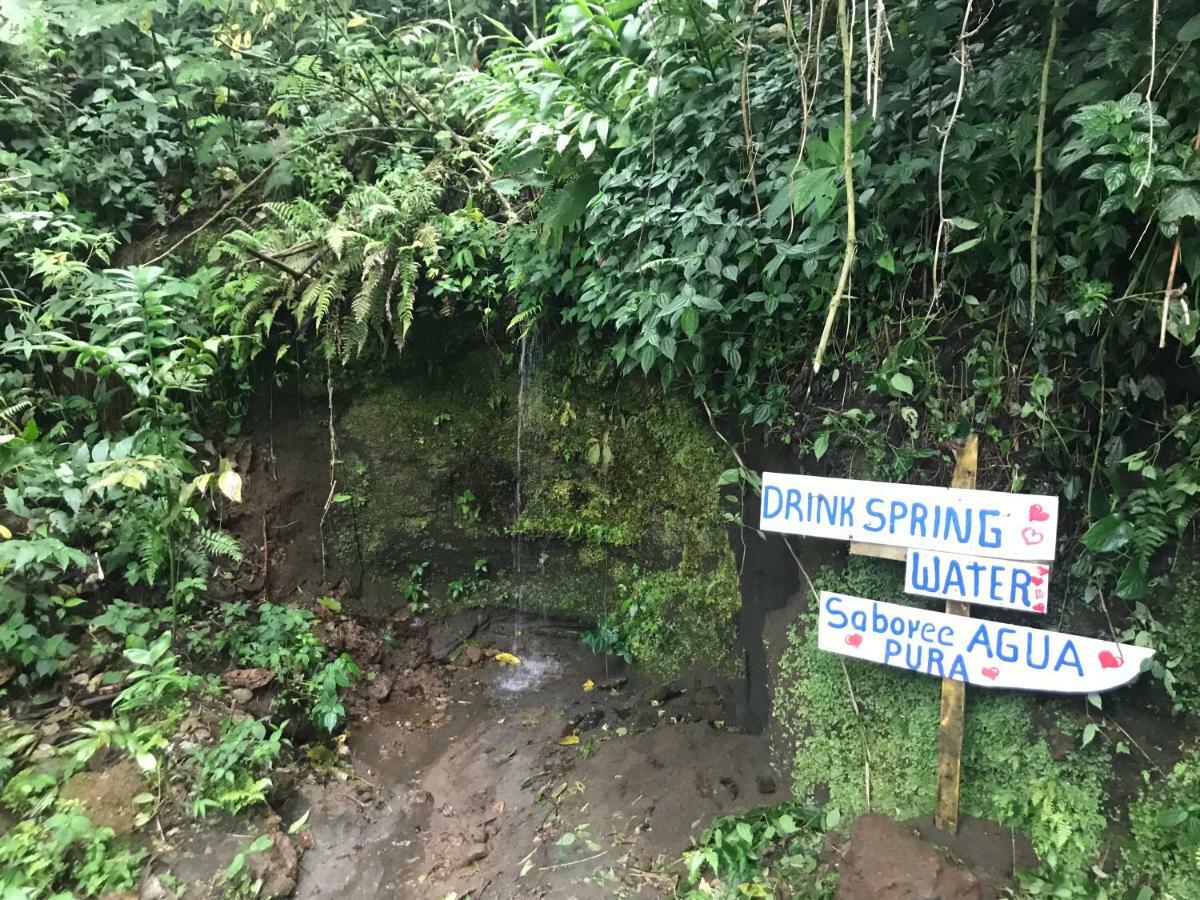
[[494, 651, 560, 692]]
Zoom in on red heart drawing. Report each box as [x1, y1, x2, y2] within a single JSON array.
[[845, 634, 863, 648], [1029, 504, 1050, 522], [1033, 603, 1046, 612], [1098, 650, 1123, 669], [981, 667, 1000, 680], [1021, 527, 1044, 546], [1031, 575, 1044, 586], [1037, 566, 1050, 576]]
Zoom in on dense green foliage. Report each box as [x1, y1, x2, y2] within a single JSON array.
[[5, 0, 1200, 894]]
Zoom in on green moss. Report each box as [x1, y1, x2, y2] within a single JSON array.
[[331, 337, 740, 679], [773, 557, 1111, 892]]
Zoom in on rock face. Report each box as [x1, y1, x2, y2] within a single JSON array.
[[835, 813, 994, 900], [329, 328, 742, 679]]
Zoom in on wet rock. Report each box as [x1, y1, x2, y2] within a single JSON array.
[[402, 788, 435, 816], [138, 874, 170, 900], [459, 842, 490, 867], [597, 676, 627, 691], [368, 674, 392, 701], [247, 818, 299, 899], [756, 774, 777, 795]]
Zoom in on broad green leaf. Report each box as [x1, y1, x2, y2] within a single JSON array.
[[1179, 13, 1200, 42], [889, 372, 914, 395], [1081, 515, 1131, 553], [1115, 558, 1148, 600]]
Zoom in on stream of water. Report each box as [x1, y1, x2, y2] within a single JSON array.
[[500, 330, 558, 691]]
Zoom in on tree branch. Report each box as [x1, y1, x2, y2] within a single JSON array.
[[1030, 9, 1059, 321], [812, 0, 856, 375]]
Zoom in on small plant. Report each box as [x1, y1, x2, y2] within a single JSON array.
[[114, 632, 199, 722], [221, 833, 274, 900], [403, 561, 431, 611], [681, 803, 831, 898], [456, 489, 480, 524], [187, 717, 288, 818], [0, 808, 146, 898], [207, 604, 358, 732]]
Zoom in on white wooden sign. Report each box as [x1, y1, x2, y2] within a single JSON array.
[[760, 473, 1057, 561], [817, 592, 1153, 693], [905, 548, 1051, 614]]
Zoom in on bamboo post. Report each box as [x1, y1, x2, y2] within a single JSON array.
[[934, 433, 978, 833]]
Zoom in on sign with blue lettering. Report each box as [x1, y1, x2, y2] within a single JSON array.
[[905, 549, 1051, 614], [818, 592, 1153, 693], [760, 473, 1057, 561]]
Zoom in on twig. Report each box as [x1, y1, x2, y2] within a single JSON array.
[[1029, 9, 1059, 321], [1135, 0, 1158, 197], [261, 515, 269, 588], [145, 127, 387, 264], [839, 658, 872, 811], [242, 244, 307, 280], [319, 363, 339, 578], [930, 0, 975, 305], [1159, 122, 1200, 347], [1101, 713, 1166, 777], [698, 394, 751, 475], [813, 0, 857, 375], [539, 850, 607, 872], [739, 0, 764, 215]]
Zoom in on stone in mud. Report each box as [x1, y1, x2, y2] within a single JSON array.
[[247, 817, 300, 899], [368, 673, 393, 700], [459, 842, 490, 867], [402, 788, 435, 816], [756, 774, 777, 795], [230, 687, 254, 704], [463, 645, 483, 665]]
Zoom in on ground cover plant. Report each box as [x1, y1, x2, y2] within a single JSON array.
[[3, 0, 1200, 895]]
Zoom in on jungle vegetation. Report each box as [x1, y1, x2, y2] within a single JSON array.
[[3, 0, 1200, 896]]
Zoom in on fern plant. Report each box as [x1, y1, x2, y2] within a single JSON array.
[[211, 165, 445, 362]]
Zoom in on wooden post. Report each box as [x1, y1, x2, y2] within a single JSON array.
[[934, 433, 978, 833]]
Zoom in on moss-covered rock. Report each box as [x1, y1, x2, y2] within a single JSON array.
[[330, 334, 740, 678]]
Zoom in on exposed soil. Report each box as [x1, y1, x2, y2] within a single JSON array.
[[285, 609, 777, 898], [832, 813, 995, 900]]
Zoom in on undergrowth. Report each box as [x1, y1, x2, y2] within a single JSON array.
[[774, 558, 1111, 896]]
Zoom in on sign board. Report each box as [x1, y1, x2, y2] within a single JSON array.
[[760, 473, 1058, 561], [905, 548, 1051, 614], [817, 592, 1154, 693]]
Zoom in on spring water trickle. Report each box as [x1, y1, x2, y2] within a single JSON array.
[[499, 330, 558, 692]]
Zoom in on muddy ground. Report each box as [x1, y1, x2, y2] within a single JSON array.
[[286, 610, 774, 898], [125, 391, 1041, 898]]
